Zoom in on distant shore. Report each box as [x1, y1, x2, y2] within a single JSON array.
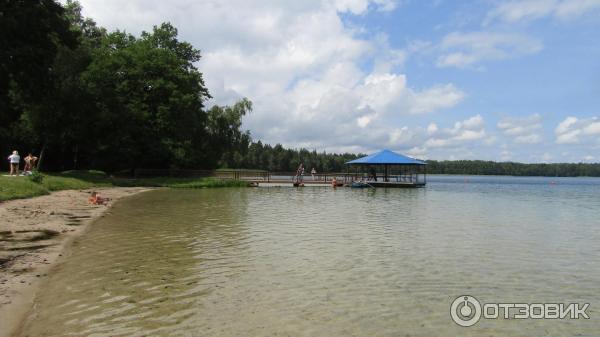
[[0, 187, 151, 337]]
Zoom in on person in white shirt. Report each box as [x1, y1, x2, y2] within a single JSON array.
[[7, 150, 20, 176]]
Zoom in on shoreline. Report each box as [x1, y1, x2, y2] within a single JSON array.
[[0, 187, 152, 337]]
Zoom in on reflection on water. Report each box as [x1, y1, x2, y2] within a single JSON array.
[[21, 177, 600, 336]]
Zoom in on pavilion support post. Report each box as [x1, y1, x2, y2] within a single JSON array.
[[384, 164, 388, 182], [346, 164, 349, 183]]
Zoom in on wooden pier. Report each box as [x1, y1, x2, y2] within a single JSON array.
[[215, 170, 426, 187], [131, 168, 426, 188]]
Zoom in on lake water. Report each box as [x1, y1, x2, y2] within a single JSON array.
[[20, 176, 600, 336]]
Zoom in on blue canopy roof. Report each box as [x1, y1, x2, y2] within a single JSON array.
[[346, 149, 426, 165]]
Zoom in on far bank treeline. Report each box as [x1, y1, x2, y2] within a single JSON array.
[[2, 1, 599, 177], [217, 141, 600, 177]]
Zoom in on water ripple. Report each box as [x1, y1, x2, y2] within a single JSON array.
[[20, 181, 600, 336]]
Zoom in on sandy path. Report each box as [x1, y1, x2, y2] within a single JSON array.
[[0, 187, 152, 337]]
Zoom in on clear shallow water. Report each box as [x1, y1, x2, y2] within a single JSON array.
[[20, 176, 600, 336]]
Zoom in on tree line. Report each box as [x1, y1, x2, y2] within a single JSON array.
[[221, 141, 361, 173], [426, 160, 600, 177], [221, 144, 600, 176], [1, 1, 598, 177]]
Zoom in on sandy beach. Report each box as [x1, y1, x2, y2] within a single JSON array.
[[0, 187, 151, 337]]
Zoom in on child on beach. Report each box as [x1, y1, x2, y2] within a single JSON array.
[[89, 191, 110, 205], [7, 151, 20, 176]]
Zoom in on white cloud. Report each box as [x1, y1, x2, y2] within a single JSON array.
[[497, 113, 543, 144], [424, 114, 488, 148], [76, 0, 466, 153], [485, 0, 600, 24], [333, 0, 399, 13], [485, 0, 557, 24], [358, 72, 408, 112], [500, 150, 513, 161], [427, 123, 439, 134], [461, 114, 485, 129], [555, 116, 579, 134], [436, 32, 543, 68], [406, 146, 428, 158], [541, 152, 554, 162], [583, 120, 600, 134], [514, 134, 543, 144], [356, 115, 372, 128], [333, 0, 371, 14], [372, 0, 399, 12], [555, 116, 600, 144], [370, 33, 408, 73], [556, 130, 581, 144], [406, 84, 465, 114]]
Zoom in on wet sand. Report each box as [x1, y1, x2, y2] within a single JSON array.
[[0, 187, 151, 337]]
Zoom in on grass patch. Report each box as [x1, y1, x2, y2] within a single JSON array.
[[43, 175, 99, 191], [166, 177, 250, 188], [0, 176, 49, 201], [0, 170, 249, 202]]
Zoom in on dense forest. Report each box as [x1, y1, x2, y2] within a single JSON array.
[[222, 141, 361, 173], [1, 1, 598, 177], [425, 160, 600, 177], [222, 146, 600, 177]]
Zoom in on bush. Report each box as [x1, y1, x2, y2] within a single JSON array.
[[28, 170, 44, 184]]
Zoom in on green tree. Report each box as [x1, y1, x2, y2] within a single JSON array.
[[0, 0, 77, 158], [205, 98, 252, 168], [19, 1, 107, 169], [80, 23, 211, 170]]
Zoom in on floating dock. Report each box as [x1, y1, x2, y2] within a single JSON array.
[[243, 177, 425, 188]]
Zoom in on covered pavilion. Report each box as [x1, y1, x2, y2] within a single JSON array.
[[345, 149, 427, 187]]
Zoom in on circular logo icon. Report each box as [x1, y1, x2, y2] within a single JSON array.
[[450, 295, 482, 327]]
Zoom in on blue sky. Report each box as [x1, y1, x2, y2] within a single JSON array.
[[77, 0, 600, 162]]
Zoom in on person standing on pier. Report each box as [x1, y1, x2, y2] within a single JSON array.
[[369, 167, 377, 181], [295, 163, 304, 183], [311, 167, 316, 180]]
